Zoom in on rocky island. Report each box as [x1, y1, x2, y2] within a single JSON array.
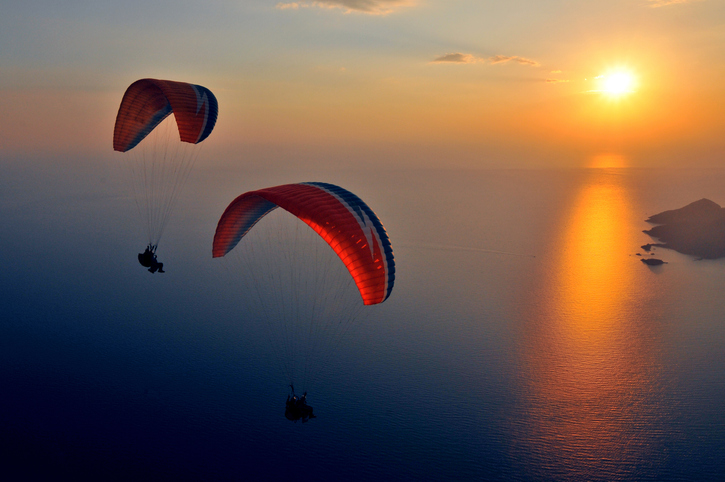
[[643, 198, 725, 259], [641, 258, 666, 266]]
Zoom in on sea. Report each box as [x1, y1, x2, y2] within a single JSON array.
[[1, 159, 724, 481]]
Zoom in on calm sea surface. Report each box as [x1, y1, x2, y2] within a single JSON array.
[[1, 160, 724, 480]]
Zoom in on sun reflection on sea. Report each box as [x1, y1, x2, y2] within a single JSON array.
[[589, 153, 629, 169], [511, 171, 665, 480]]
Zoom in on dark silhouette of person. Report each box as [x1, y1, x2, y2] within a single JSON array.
[[138, 245, 164, 273], [285, 384, 315, 422]]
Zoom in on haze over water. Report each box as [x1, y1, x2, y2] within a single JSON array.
[[2, 160, 725, 480]]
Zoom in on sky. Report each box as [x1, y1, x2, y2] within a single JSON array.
[[1, 0, 724, 168]]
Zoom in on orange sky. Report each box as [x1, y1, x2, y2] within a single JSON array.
[[1, 0, 723, 168]]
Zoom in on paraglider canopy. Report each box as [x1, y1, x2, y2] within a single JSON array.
[[213, 182, 395, 305], [113, 78, 218, 153]]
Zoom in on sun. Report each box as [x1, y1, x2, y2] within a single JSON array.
[[598, 70, 637, 97]]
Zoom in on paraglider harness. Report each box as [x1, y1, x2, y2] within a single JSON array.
[[138, 244, 165, 273], [285, 384, 315, 423]]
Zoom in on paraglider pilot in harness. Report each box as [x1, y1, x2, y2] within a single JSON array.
[[138, 244, 165, 273], [285, 384, 315, 422]]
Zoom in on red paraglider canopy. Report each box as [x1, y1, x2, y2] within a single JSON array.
[[213, 182, 395, 305], [113, 78, 218, 153]]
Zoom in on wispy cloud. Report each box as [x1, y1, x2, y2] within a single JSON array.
[[431, 53, 478, 64], [488, 55, 540, 66], [647, 0, 702, 7], [430, 53, 542, 67], [275, 0, 415, 14], [430, 52, 569, 84]]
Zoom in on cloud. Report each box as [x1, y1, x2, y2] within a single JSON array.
[[431, 53, 478, 64], [546, 79, 570, 83], [488, 55, 540, 67], [647, 0, 702, 6], [550, 70, 562, 74], [430, 53, 542, 67], [276, 0, 415, 14]]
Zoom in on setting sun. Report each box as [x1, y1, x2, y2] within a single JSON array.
[[599, 71, 637, 97]]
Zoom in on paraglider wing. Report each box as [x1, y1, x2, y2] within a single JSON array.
[[113, 78, 219, 152], [213, 182, 395, 305]]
